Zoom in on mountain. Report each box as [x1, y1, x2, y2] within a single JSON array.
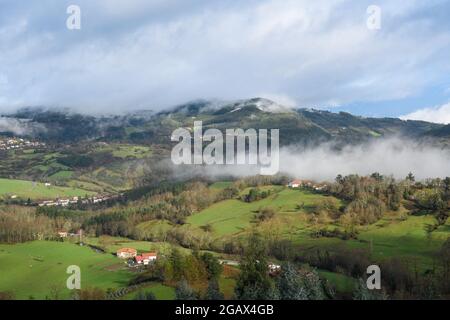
[[1, 98, 449, 147]]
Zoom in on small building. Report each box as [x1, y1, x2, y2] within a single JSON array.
[[134, 252, 157, 265], [288, 179, 303, 188], [117, 248, 138, 259]]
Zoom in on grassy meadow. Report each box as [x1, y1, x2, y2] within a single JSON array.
[[138, 185, 449, 272], [0, 241, 133, 299], [0, 178, 94, 200], [0, 181, 448, 300]]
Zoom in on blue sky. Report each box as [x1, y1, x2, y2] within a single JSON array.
[[0, 0, 449, 122]]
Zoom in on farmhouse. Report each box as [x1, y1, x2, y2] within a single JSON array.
[[116, 248, 137, 259], [134, 252, 157, 265], [287, 179, 303, 188]]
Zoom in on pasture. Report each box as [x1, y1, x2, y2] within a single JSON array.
[[185, 188, 341, 237], [0, 178, 94, 200], [0, 241, 133, 300]]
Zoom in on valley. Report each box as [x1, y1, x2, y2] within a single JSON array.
[[0, 99, 449, 300]]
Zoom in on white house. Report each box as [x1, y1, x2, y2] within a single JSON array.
[[135, 252, 157, 265], [287, 179, 303, 188], [117, 248, 138, 259]]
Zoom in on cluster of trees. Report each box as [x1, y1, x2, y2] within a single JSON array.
[[415, 187, 449, 227], [131, 249, 224, 300], [81, 182, 224, 237], [233, 175, 289, 190], [242, 188, 273, 203], [254, 207, 276, 222], [234, 233, 332, 300], [299, 242, 450, 299], [161, 233, 334, 301], [0, 206, 54, 243], [266, 235, 450, 299], [328, 173, 450, 228], [332, 173, 402, 208]]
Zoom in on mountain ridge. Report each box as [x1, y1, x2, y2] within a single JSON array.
[[1, 98, 448, 147]]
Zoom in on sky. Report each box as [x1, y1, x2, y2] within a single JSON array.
[[0, 0, 450, 122]]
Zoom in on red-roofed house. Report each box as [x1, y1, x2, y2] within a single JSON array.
[[135, 252, 157, 265]]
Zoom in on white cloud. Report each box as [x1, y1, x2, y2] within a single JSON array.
[[0, 0, 449, 113], [401, 102, 450, 124], [174, 137, 450, 181]]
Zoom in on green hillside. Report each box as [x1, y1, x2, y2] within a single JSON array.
[[0, 178, 94, 200], [0, 241, 132, 299]]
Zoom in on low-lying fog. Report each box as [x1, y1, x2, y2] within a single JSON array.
[[170, 138, 450, 181]]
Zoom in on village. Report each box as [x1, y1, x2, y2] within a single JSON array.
[[0, 137, 45, 151], [38, 194, 121, 207]]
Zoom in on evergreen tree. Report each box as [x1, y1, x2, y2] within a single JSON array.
[[235, 233, 278, 300], [302, 269, 326, 300], [205, 279, 224, 300], [133, 291, 156, 300], [276, 263, 307, 300], [200, 252, 223, 280], [175, 279, 197, 300], [353, 278, 388, 300]]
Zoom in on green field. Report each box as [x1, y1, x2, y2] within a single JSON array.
[[94, 143, 152, 159], [1, 183, 448, 300], [318, 270, 357, 295], [112, 145, 152, 159], [121, 283, 176, 300], [84, 236, 191, 256], [287, 213, 449, 270], [185, 188, 340, 237], [49, 170, 74, 180], [0, 241, 133, 299], [0, 178, 94, 200], [182, 186, 449, 270]]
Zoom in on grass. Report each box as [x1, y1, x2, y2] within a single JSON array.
[[49, 170, 74, 180], [185, 188, 340, 238], [112, 145, 152, 159], [318, 270, 357, 295], [84, 236, 191, 257], [0, 241, 133, 300], [291, 214, 450, 271], [185, 185, 448, 270], [352, 215, 449, 268], [93, 144, 152, 159], [136, 220, 173, 232], [121, 283, 176, 300], [0, 178, 94, 200]]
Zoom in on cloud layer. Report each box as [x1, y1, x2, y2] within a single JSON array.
[[401, 102, 450, 124], [172, 138, 450, 181], [0, 0, 450, 113]]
